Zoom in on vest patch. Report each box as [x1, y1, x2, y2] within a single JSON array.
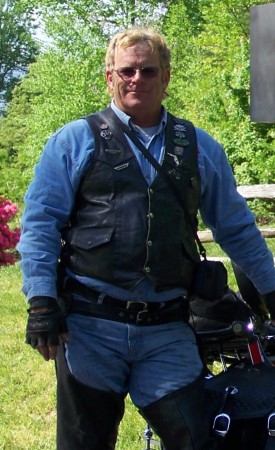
[[114, 163, 130, 170]]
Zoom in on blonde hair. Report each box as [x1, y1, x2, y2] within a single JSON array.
[[105, 27, 171, 72]]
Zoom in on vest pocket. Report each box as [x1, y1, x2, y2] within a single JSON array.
[[69, 226, 114, 250]]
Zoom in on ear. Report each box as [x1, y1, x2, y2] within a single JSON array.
[[163, 68, 171, 90], [106, 70, 113, 91]]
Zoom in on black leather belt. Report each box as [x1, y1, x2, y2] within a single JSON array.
[[66, 278, 189, 325]]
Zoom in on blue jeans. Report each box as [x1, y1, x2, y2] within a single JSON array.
[[65, 312, 203, 408]]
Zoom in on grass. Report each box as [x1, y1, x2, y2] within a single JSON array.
[[0, 264, 148, 450], [1, 238, 274, 448], [0, 264, 56, 449]]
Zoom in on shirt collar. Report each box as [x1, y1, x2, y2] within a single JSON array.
[[110, 99, 167, 135]]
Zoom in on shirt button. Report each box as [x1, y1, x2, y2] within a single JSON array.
[[149, 212, 154, 218], [149, 188, 154, 194], [147, 240, 152, 246], [144, 267, 151, 273]]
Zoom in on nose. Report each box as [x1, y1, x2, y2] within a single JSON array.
[[131, 69, 142, 81]]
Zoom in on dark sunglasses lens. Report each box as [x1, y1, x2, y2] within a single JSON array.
[[141, 67, 159, 77], [116, 66, 160, 79], [120, 68, 136, 78]]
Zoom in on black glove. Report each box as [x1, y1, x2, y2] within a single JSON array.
[[26, 296, 67, 348]]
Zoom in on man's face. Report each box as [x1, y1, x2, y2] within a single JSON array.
[[106, 43, 170, 126]]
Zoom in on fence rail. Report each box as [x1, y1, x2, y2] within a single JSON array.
[[198, 184, 275, 243]]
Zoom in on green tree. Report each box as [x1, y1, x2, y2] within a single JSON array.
[[23, 0, 171, 44], [163, 0, 275, 191], [0, 0, 39, 113], [0, 0, 172, 203], [0, 82, 32, 204]]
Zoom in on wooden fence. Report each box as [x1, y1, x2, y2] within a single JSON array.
[[198, 184, 275, 243]]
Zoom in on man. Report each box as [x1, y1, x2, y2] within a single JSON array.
[[19, 27, 275, 450]]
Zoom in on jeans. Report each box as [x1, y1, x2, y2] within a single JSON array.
[[65, 310, 203, 408]]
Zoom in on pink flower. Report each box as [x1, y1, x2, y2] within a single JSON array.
[[0, 196, 21, 266], [0, 199, 18, 223]]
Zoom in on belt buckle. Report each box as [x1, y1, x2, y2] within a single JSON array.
[[126, 301, 148, 311], [136, 308, 151, 324]]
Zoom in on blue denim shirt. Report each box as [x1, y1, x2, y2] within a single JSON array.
[[18, 102, 275, 301]]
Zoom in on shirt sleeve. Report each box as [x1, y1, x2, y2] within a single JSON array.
[[197, 127, 275, 295], [18, 119, 94, 300]]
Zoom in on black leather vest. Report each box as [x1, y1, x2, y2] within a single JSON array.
[[61, 108, 201, 291]]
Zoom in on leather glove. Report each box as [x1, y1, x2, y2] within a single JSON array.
[[26, 296, 67, 349]]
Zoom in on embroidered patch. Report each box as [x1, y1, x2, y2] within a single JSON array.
[[114, 163, 129, 170]]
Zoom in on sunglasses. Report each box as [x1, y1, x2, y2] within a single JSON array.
[[114, 66, 161, 81]]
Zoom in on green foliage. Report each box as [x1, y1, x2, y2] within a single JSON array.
[[19, 47, 109, 184], [24, 0, 170, 38], [0, 0, 39, 112], [0, 83, 33, 205], [162, 0, 275, 221], [0, 0, 172, 204], [0, 45, 109, 205]]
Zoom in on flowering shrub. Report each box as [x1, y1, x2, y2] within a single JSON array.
[[0, 197, 21, 266]]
